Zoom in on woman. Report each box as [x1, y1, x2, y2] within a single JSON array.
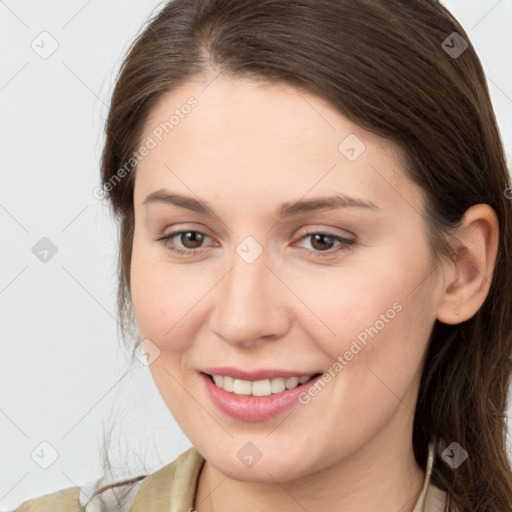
[[14, 0, 512, 511]]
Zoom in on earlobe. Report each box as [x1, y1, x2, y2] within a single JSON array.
[[436, 204, 499, 325]]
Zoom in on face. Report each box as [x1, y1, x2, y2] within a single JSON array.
[[130, 74, 444, 482]]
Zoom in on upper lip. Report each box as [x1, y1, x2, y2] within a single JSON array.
[[201, 367, 322, 381]]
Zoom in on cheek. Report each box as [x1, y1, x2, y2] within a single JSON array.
[[284, 249, 431, 354], [130, 241, 203, 417], [284, 240, 436, 405], [130, 237, 218, 359], [279, 254, 434, 450], [130, 238, 185, 347]]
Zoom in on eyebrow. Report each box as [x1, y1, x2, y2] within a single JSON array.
[[142, 189, 380, 218]]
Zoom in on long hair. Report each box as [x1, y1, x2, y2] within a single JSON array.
[[90, 1, 512, 510]]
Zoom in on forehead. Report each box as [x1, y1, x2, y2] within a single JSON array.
[[134, 74, 421, 214]]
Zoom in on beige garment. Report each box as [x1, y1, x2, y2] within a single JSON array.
[[12, 442, 452, 512]]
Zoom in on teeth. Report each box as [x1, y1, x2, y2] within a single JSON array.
[[285, 376, 299, 389], [210, 374, 316, 396], [223, 376, 234, 392], [251, 379, 272, 396], [233, 379, 252, 395], [270, 378, 286, 393]]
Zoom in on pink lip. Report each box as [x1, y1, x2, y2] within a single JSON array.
[[200, 371, 323, 422], [201, 366, 320, 381]]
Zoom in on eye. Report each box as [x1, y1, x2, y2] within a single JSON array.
[[156, 229, 355, 258], [294, 231, 355, 258], [157, 230, 213, 256]]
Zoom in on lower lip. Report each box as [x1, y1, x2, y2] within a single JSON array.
[[200, 372, 322, 422]]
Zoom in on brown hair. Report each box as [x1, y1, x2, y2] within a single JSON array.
[[93, 0, 512, 510]]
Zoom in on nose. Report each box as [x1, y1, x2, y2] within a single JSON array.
[[210, 246, 291, 348]]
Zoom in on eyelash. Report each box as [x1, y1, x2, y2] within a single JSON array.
[[156, 229, 355, 258]]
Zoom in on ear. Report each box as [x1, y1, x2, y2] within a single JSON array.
[[436, 204, 499, 325]]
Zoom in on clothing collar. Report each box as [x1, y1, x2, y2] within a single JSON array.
[[413, 441, 448, 512]]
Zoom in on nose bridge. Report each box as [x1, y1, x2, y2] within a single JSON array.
[[211, 241, 289, 345]]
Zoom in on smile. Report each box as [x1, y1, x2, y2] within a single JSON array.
[[200, 370, 324, 422], [207, 373, 320, 396]]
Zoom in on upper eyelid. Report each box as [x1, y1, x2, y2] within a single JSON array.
[[161, 228, 354, 248], [160, 223, 355, 239]]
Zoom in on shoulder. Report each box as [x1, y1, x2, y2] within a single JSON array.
[[11, 487, 81, 512], [11, 447, 205, 512]]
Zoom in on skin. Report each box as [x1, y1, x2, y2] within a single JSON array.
[[130, 73, 499, 512]]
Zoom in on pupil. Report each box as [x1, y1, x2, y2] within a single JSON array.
[[183, 231, 204, 249], [312, 234, 333, 251]]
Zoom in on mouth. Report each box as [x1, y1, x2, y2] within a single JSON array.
[[202, 372, 323, 397], [199, 370, 324, 422]]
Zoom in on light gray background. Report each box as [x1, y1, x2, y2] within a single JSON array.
[[1, 1, 511, 509]]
